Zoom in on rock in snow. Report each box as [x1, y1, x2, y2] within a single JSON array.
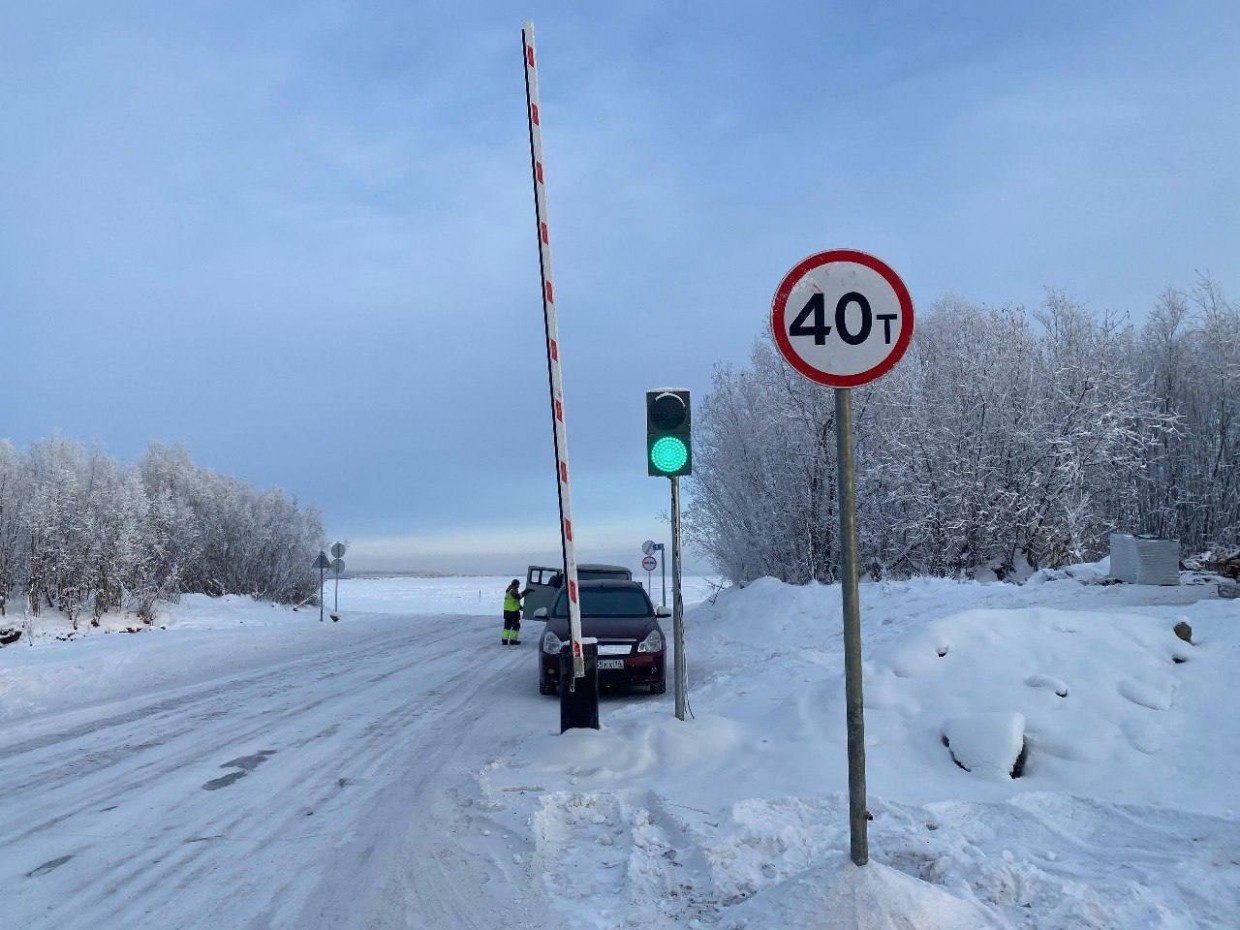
[[941, 712, 1028, 779]]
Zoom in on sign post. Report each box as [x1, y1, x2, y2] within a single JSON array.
[[643, 538, 666, 606], [330, 542, 346, 620], [641, 553, 658, 594], [770, 249, 914, 867], [313, 551, 332, 622]]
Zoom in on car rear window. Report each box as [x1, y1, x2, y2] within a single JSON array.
[[552, 587, 651, 618]]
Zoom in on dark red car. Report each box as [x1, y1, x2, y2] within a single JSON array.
[[534, 580, 669, 695]]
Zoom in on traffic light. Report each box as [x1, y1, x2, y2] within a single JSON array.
[[646, 389, 692, 477]]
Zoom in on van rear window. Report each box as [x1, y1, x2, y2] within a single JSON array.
[[578, 569, 631, 581]]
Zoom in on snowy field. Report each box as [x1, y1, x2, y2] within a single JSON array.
[[1, 569, 1237, 928]]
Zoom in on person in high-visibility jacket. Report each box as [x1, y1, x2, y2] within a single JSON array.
[[501, 579, 529, 645]]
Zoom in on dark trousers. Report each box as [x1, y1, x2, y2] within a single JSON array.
[[503, 610, 521, 633]]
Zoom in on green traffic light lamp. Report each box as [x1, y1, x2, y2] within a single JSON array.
[[646, 389, 692, 477]]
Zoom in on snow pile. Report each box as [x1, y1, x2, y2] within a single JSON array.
[[0, 595, 357, 722], [740, 858, 1003, 930], [484, 573, 1240, 928]]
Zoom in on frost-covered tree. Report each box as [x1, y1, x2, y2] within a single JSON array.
[[688, 340, 861, 584], [690, 284, 1220, 586], [0, 437, 324, 624], [84, 449, 147, 623], [1136, 275, 1240, 550], [0, 440, 27, 616], [21, 437, 90, 621]]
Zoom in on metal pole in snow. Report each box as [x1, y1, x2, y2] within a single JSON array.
[[835, 387, 869, 865], [671, 478, 686, 721], [661, 545, 667, 608], [319, 566, 325, 623]]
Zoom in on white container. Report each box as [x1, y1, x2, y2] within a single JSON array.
[[1109, 533, 1180, 585]]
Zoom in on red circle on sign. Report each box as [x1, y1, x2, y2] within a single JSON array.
[[771, 249, 914, 388]]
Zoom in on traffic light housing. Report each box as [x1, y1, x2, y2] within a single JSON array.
[[646, 389, 692, 477]]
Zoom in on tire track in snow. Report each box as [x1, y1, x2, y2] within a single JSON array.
[[55, 644, 474, 928], [3, 618, 543, 929]]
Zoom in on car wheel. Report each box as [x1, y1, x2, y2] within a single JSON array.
[[650, 679, 666, 695], [539, 680, 557, 696]]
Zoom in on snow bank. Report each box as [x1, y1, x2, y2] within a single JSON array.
[[740, 858, 1003, 930], [484, 570, 1239, 928]]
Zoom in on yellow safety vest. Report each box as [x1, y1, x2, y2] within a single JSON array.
[[504, 590, 521, 612]]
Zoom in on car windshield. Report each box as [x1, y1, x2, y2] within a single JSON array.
[[552, 586, 651, 618]]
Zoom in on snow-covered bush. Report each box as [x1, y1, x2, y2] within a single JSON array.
[[0, 437, 323, 624]]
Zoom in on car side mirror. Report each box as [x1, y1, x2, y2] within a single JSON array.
[[534, 607, 548, 620], [655, 606, 671, 618]]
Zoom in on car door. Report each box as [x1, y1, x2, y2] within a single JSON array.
[[523, 565, 563, 620]]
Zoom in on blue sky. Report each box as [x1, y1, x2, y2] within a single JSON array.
[[2, 2, 1237, 573]]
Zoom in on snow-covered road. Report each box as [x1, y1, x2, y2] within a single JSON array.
[[4, 571, 1238, 929], [2, 613, 556, 929]]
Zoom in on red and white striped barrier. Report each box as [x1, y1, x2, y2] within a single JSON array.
[[522, 22, 584, 679]]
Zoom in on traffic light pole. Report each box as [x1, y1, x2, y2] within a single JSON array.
[[670, 477, 686, 721], [646, 387, 690, 719]]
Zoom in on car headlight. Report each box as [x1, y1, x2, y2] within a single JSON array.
[[637, 629, 664, 653], [542, 630, 564, 655]]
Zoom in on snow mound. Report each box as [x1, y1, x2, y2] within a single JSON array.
[[941, 712, 1027, 779], [1026, 557, 1110, 585], [864, 604, 1214, 805], [740, 857, 1004, 930], [513, 713, 744, 784], [1024, 673, 1068, 697]]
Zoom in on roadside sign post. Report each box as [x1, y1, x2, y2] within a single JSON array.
[[313, 551, 332, 622], [770, 249, 914, 867], [644, 539, 667, 607], [642, 554, 658, 594], [330, 542, 346, 619]]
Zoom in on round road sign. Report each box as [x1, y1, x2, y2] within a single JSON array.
[[641, 555, 658, 572], [641, 539, 656, 556], [771, 249, 914, 388]]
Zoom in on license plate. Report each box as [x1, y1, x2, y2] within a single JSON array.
[[597, 659, 625, 670]]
